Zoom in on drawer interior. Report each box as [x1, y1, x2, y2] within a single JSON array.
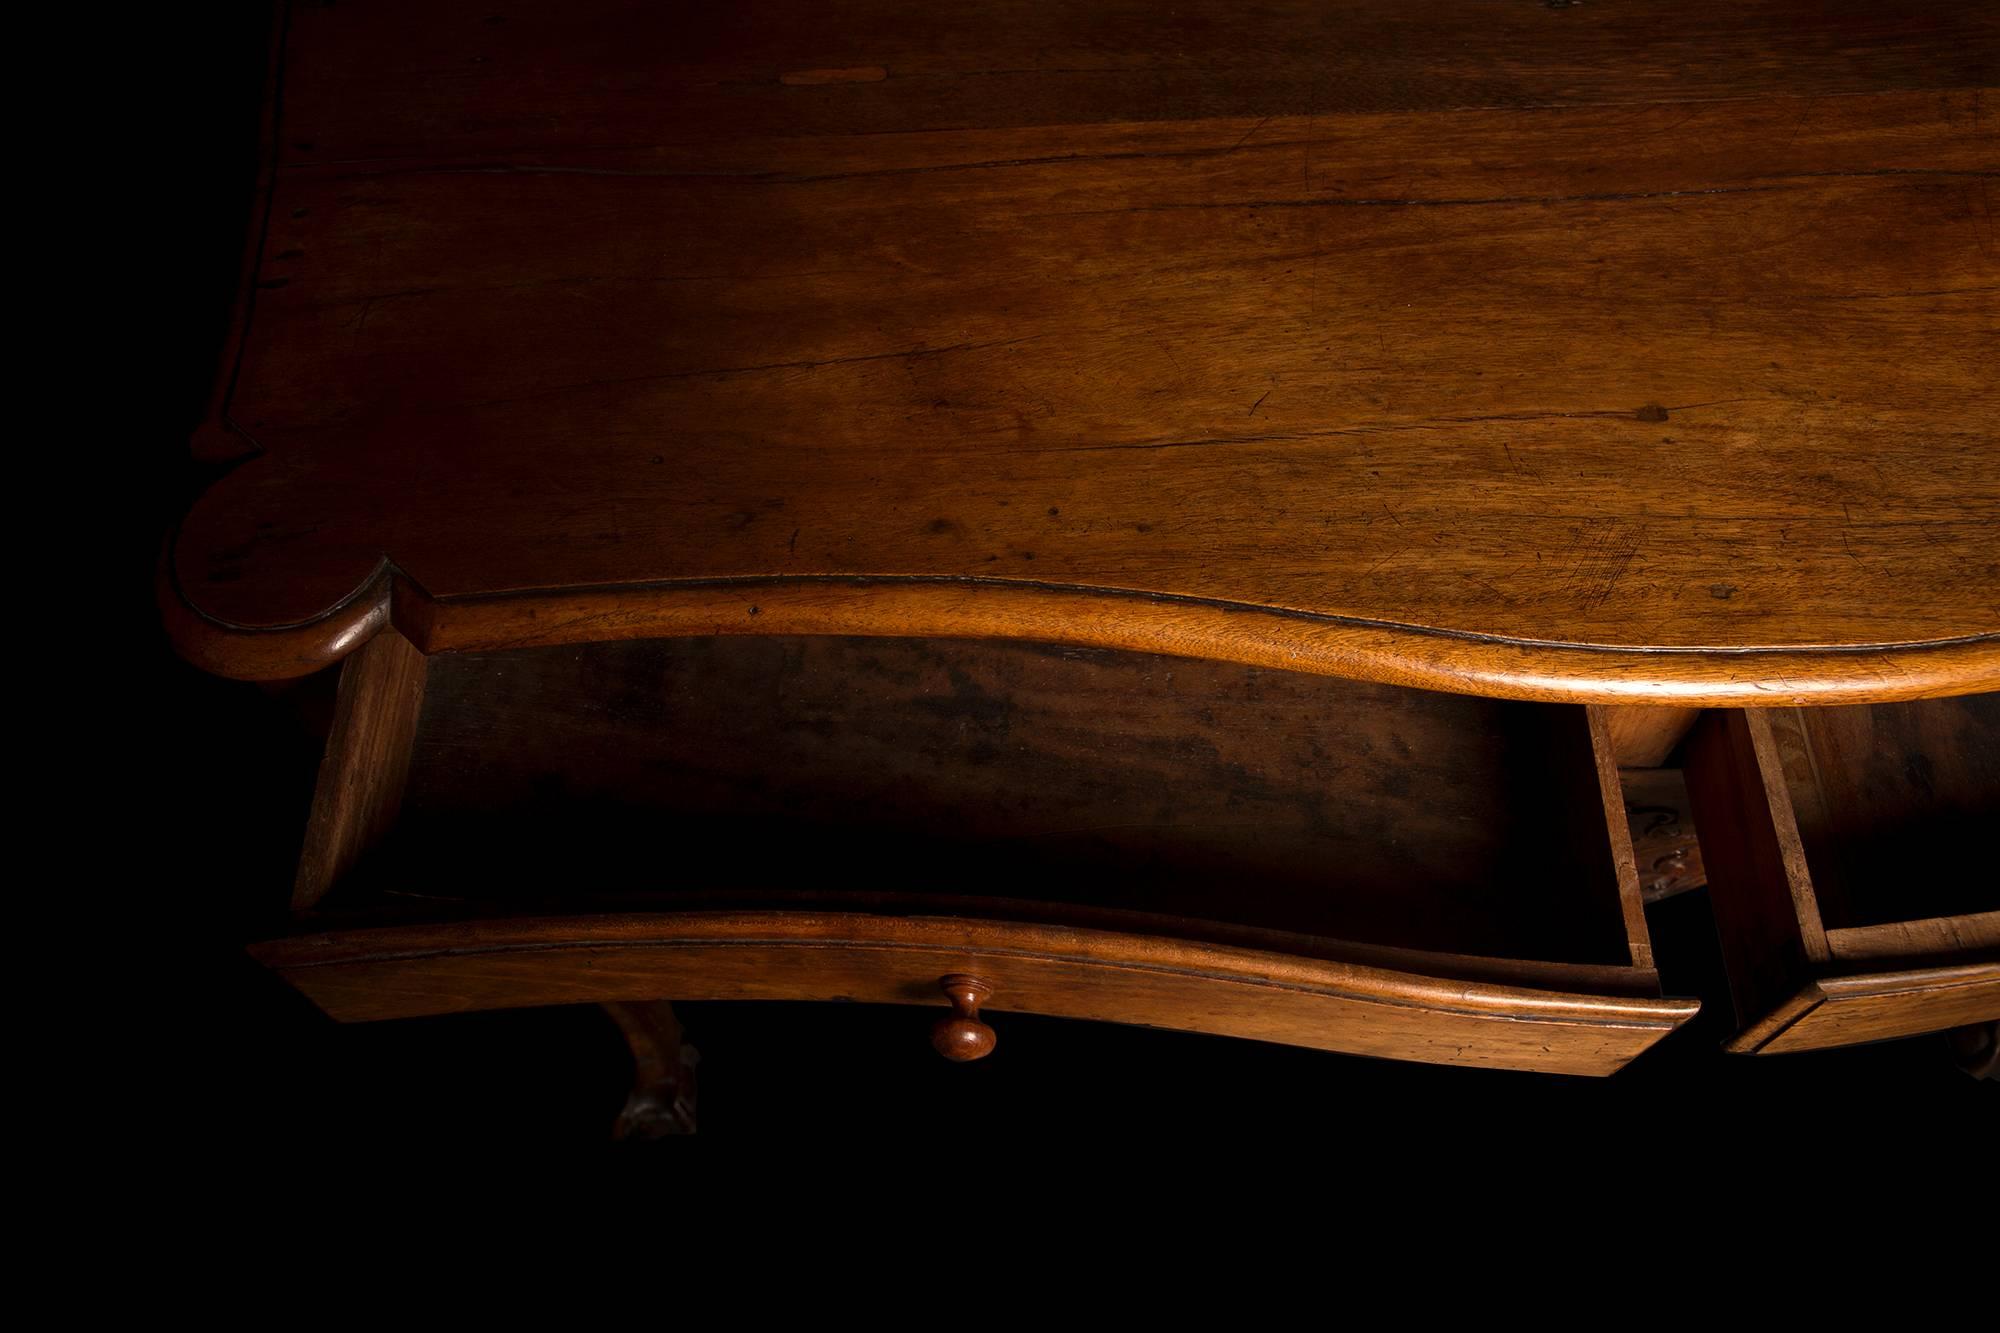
[[1765, 695, 1999, 936], [318, 636, 1645, 971]]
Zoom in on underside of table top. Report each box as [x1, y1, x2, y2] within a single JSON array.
[[165, 1, 2000, 702]]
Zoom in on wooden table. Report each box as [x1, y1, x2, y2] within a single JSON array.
[[165, 2, 1998, 1092]]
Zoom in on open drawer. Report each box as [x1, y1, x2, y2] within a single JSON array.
[[253, 632, 1696, 1075], [1683, 697, 2000, 1054]]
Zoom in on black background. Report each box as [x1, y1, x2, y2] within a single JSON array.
[[139, 5, 1990, 1144]]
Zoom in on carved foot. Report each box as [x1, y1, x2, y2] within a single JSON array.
[[605, 1001, 699, 1137], [1944, 1021, 1997, 1081]]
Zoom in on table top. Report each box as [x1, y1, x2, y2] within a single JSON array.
[[165, 1, 2000, 703]]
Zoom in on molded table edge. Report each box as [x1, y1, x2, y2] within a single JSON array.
[[161, 550, 2000, 705]]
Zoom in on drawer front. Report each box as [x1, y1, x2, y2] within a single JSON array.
[[256, 912, 1698, 1077], [1739, 967, 2000, 1055]]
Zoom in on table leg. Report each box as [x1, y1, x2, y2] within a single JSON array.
[[605, 1001, 698, 1138]]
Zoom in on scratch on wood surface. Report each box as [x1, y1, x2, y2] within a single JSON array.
[[1228, 115, 1274, 154], [993, 401, 1756, 457], [780, 67, 887, 85], [1045, 171, 1996, 218], [1564, 519, 1645, 610]]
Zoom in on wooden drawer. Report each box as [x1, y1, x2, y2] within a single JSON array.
[[254, 632, 1696, 1075], [1683, 697, 2000, 1054]]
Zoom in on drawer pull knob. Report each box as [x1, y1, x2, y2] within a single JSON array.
[[931, 974, 997, 1062]]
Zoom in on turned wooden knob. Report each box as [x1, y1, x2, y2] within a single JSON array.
[[930, 974, 997, 1061]]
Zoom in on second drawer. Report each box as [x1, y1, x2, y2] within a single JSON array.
[[1684, 695, 2000, 1054]]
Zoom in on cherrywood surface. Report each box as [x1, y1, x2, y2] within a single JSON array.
[[291, 629, 427, 910], [327, 635, 1644, 970], [253, 911, 1698, 1076], [1762, 697, 1999, 928], [1685, 699, 2000, 1053], [1824, 914, 2000, 964], [166, 1, 2000, 702], [1681, 708, 1830, 1029], [1585, 705, 1653, 969], [1603, 706, 1700, 769], [1735, 965, 2000, 1055]]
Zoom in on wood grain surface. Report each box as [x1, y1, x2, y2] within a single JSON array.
[[1761, 695, 2000, 928], [334, 636, 1644, 970], [1681, 707, 1827, 1028], [1686, 698, 2000, 1052], [253, 911, 1699, 1076], [1731, 964, 2000, 1054], [268, 632, 1689, 1068], [1603, 705, 1701, 768], [166, 2, 2000, 700], [291, 629, 427, 910]]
